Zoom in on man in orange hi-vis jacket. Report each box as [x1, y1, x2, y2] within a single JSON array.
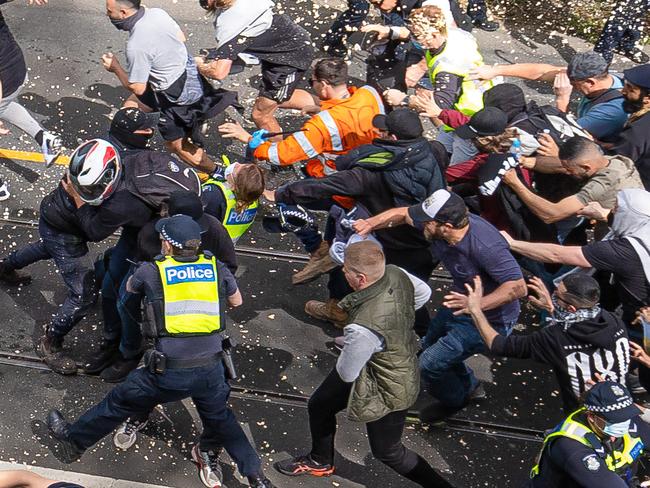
[[219, 57, 385, 285]]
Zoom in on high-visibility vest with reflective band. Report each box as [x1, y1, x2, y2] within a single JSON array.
[[203, 178, 258, 244], [531, 408, 644, 481], [156, 254, 222, 336], [425, 28, 496, 117]]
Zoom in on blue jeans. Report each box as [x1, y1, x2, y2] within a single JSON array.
[[4, 218, 95, 338], [419, 307, 514, 408], [116, 266, 143, 359], [67, 362, 262, 477], [102, 230, 138, 344], [324, 0, 369, 47]]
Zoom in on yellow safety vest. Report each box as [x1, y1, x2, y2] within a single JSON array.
[[425, 28, 496, 117], [156, 254, 222, 336], [203, 178, 258, 244], [531, 408, 644, 480]]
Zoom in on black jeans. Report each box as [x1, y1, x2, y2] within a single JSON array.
[[324, 0, 370, 48], [308, 369, 454, 488], [594, 0, 649, 61]]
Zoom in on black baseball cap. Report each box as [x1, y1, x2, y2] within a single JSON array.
[[168, 191, 209, 234], [455, 107, 509, 140], [583, 381, 642, 423], [624, 64, 650, 90], [110, 107, 157, 134], [408, 189, 467, 227], [155, 214, 201, 249], [372, 108, 423, 140], [567, 51, 609, 81]]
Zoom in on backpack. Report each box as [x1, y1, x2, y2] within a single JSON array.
[[123, 151, 201, 210], [511, 101, 592, 144]]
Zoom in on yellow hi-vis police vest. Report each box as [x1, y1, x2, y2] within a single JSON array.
[[425, 28, 496, 117], [203, 178, 258, 244], [156, 254, 222, 336], [531, 408, 644, 480]]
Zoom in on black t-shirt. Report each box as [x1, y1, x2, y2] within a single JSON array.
[[215, 14, 312, 71], [611, 111, 650, 191], [527, 416, 650, 488], [0, 3, 28, 96], [582, 238, 650, 324], [129, 257, 237, 359]]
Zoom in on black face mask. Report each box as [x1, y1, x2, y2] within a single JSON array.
[[623, 97, 644, 114], [110, 7, 145, 31], [110, 128, 154, 150]]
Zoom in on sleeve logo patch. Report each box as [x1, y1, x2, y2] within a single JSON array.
[[583, 454, 601, 471]]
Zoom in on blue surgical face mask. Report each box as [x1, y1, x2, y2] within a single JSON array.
[[411, 40, 424, 51], [224, 162, 238, 179], [603, 419, 631, 438]]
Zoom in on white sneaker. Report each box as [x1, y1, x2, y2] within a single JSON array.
[[0, 179, 9, 201], [113, 418, 148, 450], [191, 444, 223, 488], [41, 131, 63, 167]]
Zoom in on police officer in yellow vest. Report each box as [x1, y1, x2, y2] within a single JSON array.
[[46, 215, 275, 488], [384, 5, 497, 165], [528, 381, 650, 488], [202, 160, 264, 244]]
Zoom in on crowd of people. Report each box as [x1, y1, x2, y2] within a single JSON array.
[[1, 0, 650, 487]]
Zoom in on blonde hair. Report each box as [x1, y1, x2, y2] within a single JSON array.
[[473, 127, 518, 153], [408, 6, 448, 38], [344, 241, 385, 282]]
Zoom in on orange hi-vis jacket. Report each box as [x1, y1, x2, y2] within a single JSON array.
[[253, 85, 385, 179]]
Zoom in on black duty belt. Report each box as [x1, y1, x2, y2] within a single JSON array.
[[144, 349, 223, 374]]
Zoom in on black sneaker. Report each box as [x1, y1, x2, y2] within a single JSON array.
[[247, 474, 276, 488], [274, 454, 335, 477], [472, 18, 500, 31], [47, 409, 84, 463], [38, 334, 77, 375], [82, 339, 120, 375], [614, 46, 650, 64], [100, 353, 142, 383], [0, 260, 32, 286]]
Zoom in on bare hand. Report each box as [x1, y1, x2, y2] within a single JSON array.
[[519, 156, 536, 169], [553, 72, 573, 100], [61, 173, 85, 208], [411, 90, 442, 118], [0, 122, 10, 135], [527, 276, 553, 313], [360, 24, 391, 40], [500, 230, 514, 247], [468, 65, 498, 81], [352, 219, 374, 237], [218, 122, 252, 143], [301, 104, 321, 116], [501, 168, 519, 186], [262, 189, 275, 202], [464, 276, 484, 315], [630, 342, 650, 368], [383, 89, 407, 107], [633, 307, 650, 326], [537, 133, 560, 157], [101, 53, 120, 73], [577, 201, 610, 221]]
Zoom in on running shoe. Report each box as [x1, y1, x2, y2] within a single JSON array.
[[41, 131, 63, 167], [113, 418, 149, 451], [0, 178, 9, 201], [191, 444, 224, 488], [274, 454, 335, 477]]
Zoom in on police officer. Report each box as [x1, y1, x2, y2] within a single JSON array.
[[528, 381, 650, 487], [46, 215, 274, 488]]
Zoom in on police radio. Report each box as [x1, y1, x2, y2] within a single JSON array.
[[222, 336, 238, 380]]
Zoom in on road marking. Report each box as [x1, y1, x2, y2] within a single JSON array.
[[0, 148, 70, 166]]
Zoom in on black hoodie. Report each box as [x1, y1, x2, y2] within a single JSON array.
[[491, 310, 629, 413]]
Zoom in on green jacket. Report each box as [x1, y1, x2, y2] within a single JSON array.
[[339, 265, 421, 423]]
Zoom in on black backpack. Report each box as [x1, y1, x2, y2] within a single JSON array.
[[511, 101, 592, 144], [123, 150, 201, 210]]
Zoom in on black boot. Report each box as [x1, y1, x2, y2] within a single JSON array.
[[472, 18, 499, 31], [82, 339, 120, 375], [248, 474, 276, 488], [47, 409, 84, 463], [0, 260, 31, 286], [38, 334, 77, 375], [100, 352, 143, 383]]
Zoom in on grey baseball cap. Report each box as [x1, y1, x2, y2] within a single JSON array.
[[567, 51, 609, 80]]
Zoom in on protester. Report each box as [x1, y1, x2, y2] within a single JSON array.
[[464, 273, 630, 413]]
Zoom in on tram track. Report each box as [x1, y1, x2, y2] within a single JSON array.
[[0, 349, 542, 443]]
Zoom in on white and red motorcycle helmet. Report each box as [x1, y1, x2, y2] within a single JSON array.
[[68, 139, 121, 206]]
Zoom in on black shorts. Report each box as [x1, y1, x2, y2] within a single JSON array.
[[136, 81, 238, 142], [259, 63, 307, 104]]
